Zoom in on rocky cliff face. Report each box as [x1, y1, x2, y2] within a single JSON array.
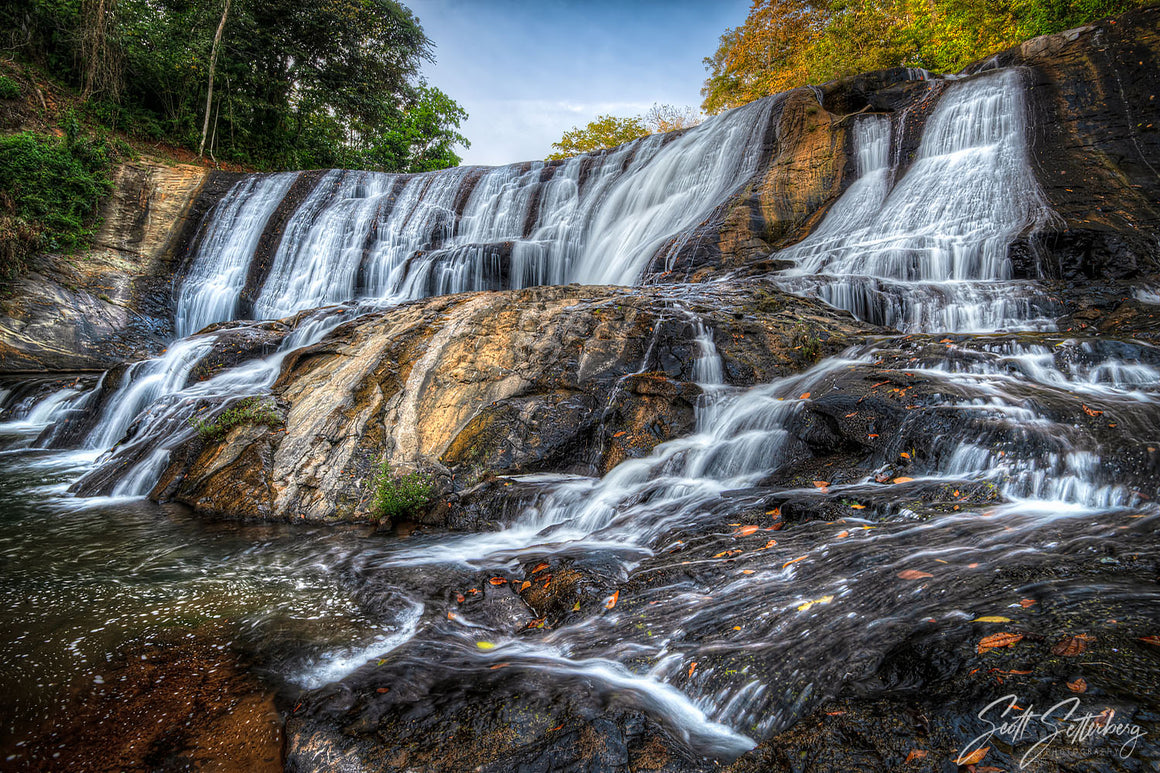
[[0, 162, 227, 372]]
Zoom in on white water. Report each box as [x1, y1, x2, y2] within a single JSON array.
[[175, 172, 298, 338], [780, 70, 1056, 332], [10, 65, 1159, 759]]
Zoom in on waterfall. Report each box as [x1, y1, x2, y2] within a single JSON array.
[[175, 97, 777, 325], [779, 69, 1056, 333], [175, 172, 298, 338]]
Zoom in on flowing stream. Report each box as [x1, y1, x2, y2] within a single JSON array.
[[2, 68, 1159, 766]]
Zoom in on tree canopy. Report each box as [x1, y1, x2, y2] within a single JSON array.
[[546, 104, 703, 160], [1, 0, 469, 172], [702, 0, 1150, 114]]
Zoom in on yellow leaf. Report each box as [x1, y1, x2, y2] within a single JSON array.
[[797, 594, 834, 612], [476, 641, 496, 650], [973, 616, 1012, 623]]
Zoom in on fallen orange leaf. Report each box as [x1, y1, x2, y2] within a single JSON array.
[[978, 633, 1023, 654], [606, 590, 619, 609], [489, 577, 507, 586], [532, 562, 550, 574], [956, 746, 989, 766], [849, 503, 866, 510], [836, 530, 850, 538], [1052, 634, 1094, 656], [900, 452, 910, 459], [893, 476, 915, 484], [735, 525, 759, 537], [489, 662, 510, 670], [1139, 635, 1160, 646], [905, 749, 927, 763], [519, 581, 531, 592], [813, 481, 829, 489], [1019, 598, 1036, 608], [688, 662, 697, 678], [800, 392, 811, 400], [782, 555, 807, 569], [1081, 404, 1103, 417], [1067, 677, 1088, 693], [762, 539, 778, 549], [897, 569, 933, 580]]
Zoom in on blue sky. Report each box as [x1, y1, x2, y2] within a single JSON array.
[[409, 0, 752, 166]]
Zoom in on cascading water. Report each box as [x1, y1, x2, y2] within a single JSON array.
[[779, 69, 1057, 332], [175, 172, 298, 338], [4, 60, 1159, 769]]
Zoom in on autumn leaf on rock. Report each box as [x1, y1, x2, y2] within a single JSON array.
[[812, 480, 829, 489], [1139, 635, 1160, 646], [782, 555, 807, 569], [1067, 677, 1088, 693], [688, 662, 697, 678], [489, 577, 507, 586], [892, 476, 914, 484], [734, 525, 759, 537], [905, 749, 927, 763], [532, 562, 550, 574], [799, 392, 811, 400], [1081, 404, 1103, 417], [955, 746, 989, 766], [973, 616, 1013, 623], [897, 569, 933, 580], [797, 595, 834, 612], [519, 581, 531, 592], [1019, 599, 1036, 608], [605, 590, 619, 609], [978, 633, 1023, 654], [1052, 634, 1094, 656]]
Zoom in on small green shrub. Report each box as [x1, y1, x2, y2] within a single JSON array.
[[188, 396, 281, 441], [372, 463, 435, 522], [791, 322, 823, 363], [0, 76, 20, 100]]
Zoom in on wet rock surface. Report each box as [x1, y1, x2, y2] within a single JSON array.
[[147, 282, 871, 523]]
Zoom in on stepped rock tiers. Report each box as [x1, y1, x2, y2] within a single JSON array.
[[1, 7, 1159, 773]]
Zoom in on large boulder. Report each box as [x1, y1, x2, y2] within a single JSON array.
[[149, 282, 874, 522]]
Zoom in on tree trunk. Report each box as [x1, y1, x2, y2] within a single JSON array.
[[199, 0, 231, 158]]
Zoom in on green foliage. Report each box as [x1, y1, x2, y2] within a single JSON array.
[[0, 129, 112, 284], [188, 396, 282, 441], [546, 104, 704, 161], [702, 0, 1151, 113], [546, 114, 649, 160], [372, 463, 435, 522], [0, 76, 20, 100], [1, 0, 469, 172]]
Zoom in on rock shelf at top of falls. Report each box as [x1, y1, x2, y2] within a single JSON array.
[[1, 7, 1160, 773]]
